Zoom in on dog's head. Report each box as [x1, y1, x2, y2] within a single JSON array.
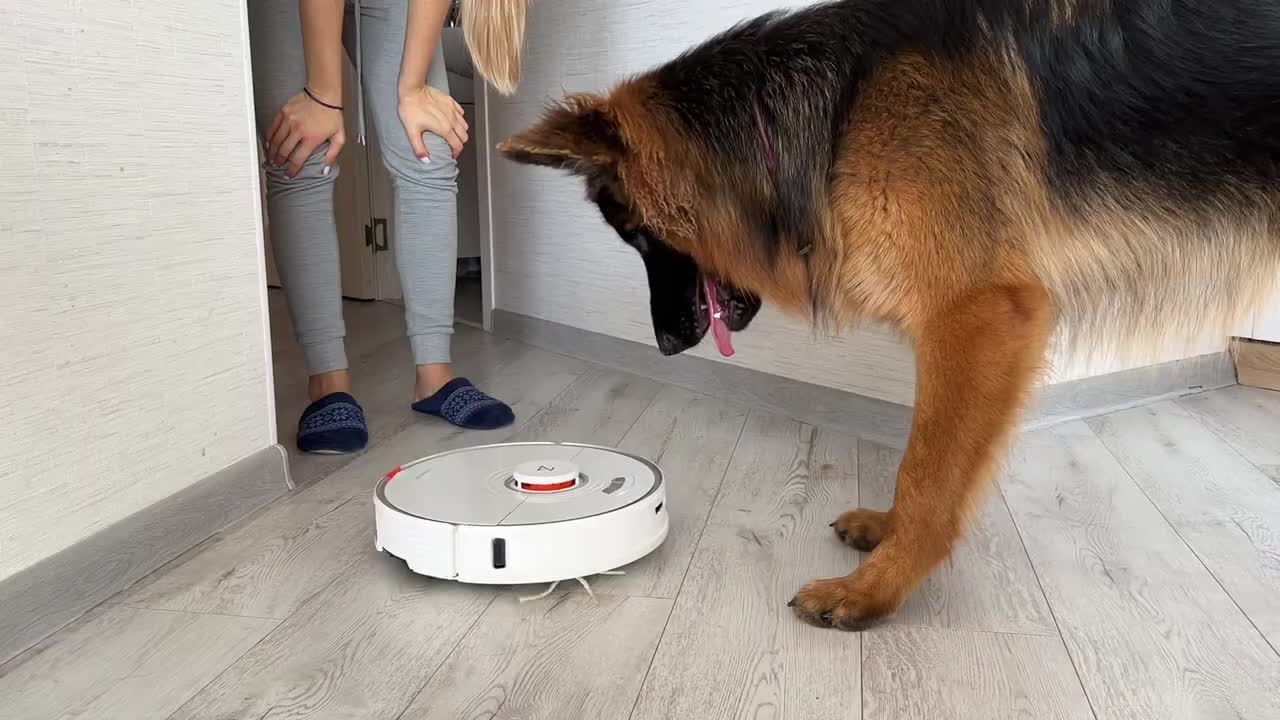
[[497, 89, 767, 357]]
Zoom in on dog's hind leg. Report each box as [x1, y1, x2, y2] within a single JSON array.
[[789, 282, 1053, 630]]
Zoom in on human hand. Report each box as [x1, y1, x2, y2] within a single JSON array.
[[266, 89, 345, 177], [397, 85, 468, 161]]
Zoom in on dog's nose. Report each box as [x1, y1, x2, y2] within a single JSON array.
[[656, 331, 685, 356]]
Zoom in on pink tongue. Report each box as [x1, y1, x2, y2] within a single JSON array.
[[701, 276, 735, 357]]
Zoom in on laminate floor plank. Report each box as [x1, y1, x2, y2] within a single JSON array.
[[862, 626, 1093, 720], [578, 385, 749, 599], [503, 367, 664, 445], [1002, 421, 1280, 719], [122, 493, 373, 620], [629, 410, 864, 720], [1089, 401, 1280, 650], [398, 593, 672, 720], [166, 558, 494, 720], [1177, 385, 1280, 482], [858, 440, 1057, 635], [0, 605, 277, 720]]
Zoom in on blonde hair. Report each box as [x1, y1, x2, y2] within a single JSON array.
[[461, 0, 528, 96]]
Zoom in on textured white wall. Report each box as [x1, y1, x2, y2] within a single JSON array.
[[485, 0, 1227, 405], [0, 1, 273, 581]]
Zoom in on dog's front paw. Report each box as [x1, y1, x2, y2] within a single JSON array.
[[830, 508, 889, 551], [787, 577, 895, 631]]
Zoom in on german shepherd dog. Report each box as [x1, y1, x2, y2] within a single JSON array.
[[497, 0, 1280, 630]]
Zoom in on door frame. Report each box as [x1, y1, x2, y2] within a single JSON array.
[[472, 76, 496, 332]]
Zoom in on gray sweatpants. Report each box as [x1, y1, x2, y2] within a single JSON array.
[[248, 0, 458, 374]]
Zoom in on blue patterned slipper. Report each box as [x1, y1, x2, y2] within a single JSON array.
[[411, 378, 514, 430], [297, 392, 369, 454]]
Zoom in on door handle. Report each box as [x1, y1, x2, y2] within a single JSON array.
[[365, 217, 389, 253]]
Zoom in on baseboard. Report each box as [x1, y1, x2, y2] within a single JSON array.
[[0, 444, 291, 665], [493, 310, 1236, 445], [1234, 339, 1280, 392], [493, 310, 916, 448], [1023, 351, 1237, 429]]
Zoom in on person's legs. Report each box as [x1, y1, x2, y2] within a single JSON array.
[[249, 0, 367, 452], [352, 0, 513, 429]]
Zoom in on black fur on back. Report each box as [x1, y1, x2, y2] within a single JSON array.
[[648, 0, 1280, 252]]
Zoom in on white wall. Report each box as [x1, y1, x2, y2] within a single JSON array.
[[1247, 278, 1280, 343], [0, 1, 274, 581], [485, 0, 1229, 405]]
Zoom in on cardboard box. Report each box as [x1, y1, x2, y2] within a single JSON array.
[[1235, 339, 1280, 392]]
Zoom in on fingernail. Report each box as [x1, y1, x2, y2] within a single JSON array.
[[419, 156, 430, 164], [322, 165, 331, 176]]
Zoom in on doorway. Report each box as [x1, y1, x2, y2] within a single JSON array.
[[262, 27, 490, 331], [259, 24, 495, 486]]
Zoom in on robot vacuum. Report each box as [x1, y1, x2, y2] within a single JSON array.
[[373, 442, 669, 585]]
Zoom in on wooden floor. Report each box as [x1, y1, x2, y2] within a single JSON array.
[[4, 298, 1279, 720]]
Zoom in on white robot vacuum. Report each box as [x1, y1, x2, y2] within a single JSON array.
[[373, 442, 669, 585]]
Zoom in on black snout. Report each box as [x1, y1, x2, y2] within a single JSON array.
[[656, 331, 689, 356], [640, 242, 706, 356], [611, 223, 761, 358]]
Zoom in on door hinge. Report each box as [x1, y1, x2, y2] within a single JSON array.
[[365, 217, 389, 253]]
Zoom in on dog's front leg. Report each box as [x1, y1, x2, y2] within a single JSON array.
[[789, 283, 1053, 630]]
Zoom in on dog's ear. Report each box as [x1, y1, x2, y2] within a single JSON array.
[[497, 93, 625, 174]]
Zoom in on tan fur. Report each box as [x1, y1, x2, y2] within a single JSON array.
[[828, 47, 1280, 367], [1032, 192, 1280, 367], [772, 51, 1056, 626]]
